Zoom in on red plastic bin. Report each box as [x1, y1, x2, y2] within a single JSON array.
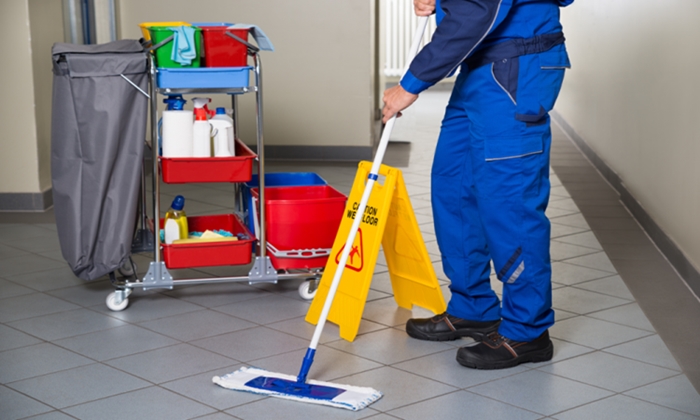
[[160, 139, 256, 183], [160, 214, 254, 269], [251, 185, 347, 269], [198, 25, 250, 67]]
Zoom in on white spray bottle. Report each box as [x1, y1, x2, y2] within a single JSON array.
[[192, 98, 214, 157], [210, 107, 234, 157]]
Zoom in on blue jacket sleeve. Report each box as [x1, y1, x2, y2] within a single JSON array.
[[400, 0, 514, 94]]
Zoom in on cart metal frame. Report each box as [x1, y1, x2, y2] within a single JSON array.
[[107, 48, 321, 311]]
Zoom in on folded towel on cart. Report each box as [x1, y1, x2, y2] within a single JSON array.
[[169, 26, 197, 65], [228, 24, 275, 51]]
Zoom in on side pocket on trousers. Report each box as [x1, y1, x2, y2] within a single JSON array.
[[491, 57, 519, 105]]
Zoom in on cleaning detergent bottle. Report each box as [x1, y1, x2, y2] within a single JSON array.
[[164, 195, 188, 244], [210, 107, 234, 157], [161, 95, 193, 157], [192, 98, 213, 157]]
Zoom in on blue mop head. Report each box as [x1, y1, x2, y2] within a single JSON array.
[[213, 367, 382, 411]]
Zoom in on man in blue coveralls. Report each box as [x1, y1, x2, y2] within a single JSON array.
[[382, 0, 573, 369]]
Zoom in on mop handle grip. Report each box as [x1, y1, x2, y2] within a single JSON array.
[[308, 16, 430, 351]]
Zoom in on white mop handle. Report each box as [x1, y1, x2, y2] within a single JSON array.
[[308, 16, 429, 350]]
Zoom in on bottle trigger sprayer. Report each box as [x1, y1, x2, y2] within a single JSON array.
[[192, 98, 214, 157]]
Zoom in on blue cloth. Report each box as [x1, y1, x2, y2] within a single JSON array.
[[401, 0, 573, 94], [228, 24, 275, 51], [169, 26, 197, 65]]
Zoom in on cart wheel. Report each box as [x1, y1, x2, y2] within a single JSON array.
[[118, 258, 137, 277], [106, 291, 129, 311], [298, 279, 319, 301]]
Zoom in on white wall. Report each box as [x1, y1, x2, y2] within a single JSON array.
[[557, 1, 700, 272], [117, 0, 378, 149]]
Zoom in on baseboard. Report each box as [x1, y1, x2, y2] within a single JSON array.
[[0, 189, 53, 212], [551, 110, 700, 298]]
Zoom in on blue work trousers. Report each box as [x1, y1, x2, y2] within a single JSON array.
[[431, 44, 568, 342]]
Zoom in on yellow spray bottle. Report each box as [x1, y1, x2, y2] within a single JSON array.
[[164, 195, 188, 244]]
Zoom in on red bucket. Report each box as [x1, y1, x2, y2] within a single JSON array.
[[199, 25, 250, 67]]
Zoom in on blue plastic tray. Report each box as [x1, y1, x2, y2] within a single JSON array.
[[157, 66, 252, 89]]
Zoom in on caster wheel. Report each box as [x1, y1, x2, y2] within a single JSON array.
[[118, 258, 137, 277], [106, 291, 129, 311], [298, 279, 319, 301]]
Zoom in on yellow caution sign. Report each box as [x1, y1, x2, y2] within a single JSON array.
[[306, 161, 446, 341]]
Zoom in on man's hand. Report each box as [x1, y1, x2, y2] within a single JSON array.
[[382, 84, 419, 124], [414, 0, 435, 16]]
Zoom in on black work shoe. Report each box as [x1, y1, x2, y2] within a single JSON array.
[[406, 312, 500, 342], [456, 330, 554, 369]]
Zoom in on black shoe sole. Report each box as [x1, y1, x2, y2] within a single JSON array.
[[455, 341, 554, 370], [406, 321, 499, 342]]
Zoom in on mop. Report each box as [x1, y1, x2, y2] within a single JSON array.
[[212, 16, 430, 411]]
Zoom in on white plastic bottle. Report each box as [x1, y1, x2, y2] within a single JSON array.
[[192, 98, 212, 157], [210, 107, 234, 157]]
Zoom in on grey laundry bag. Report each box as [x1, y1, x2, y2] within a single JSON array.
[[51, 40, 148, 281]]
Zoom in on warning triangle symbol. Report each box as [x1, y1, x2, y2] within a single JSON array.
[[335, 228, 364, 272]]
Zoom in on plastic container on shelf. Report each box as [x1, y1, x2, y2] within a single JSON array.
[[148, 26, 202, 68], [210, 108, 234, 157], [243, 173, 328, 235], [160, 138, 256, 183], [192, 22, 250, 67], [160, 214, 254, 269], [156, 66, 251, 89], [139, 21, 192, 41], [251, 185, 346, 270], [164, 195, 188, 244]]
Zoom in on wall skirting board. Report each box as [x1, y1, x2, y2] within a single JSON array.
[[0, 189, 53, 212], [551, 110, 700, 298]]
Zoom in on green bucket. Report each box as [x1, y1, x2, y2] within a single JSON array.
[[149, 26, 202, 68]]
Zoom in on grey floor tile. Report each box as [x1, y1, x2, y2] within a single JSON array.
[[162, 365, 267, 411], [267, 316, 387, 345], [226, 395, 380, 420], [537, 351, 678, 393], [0, 224, 59, 243], [551, 262, 613, 286], [547, 198, 580, 212], [327, 328, 453, 365], [0, 243, 31, 259], [587, 302, 656, 332], [47, 280, 116, 308], [107, 343, 236, 384], [468, 369, 612, 416], [550, 186, 572, 199], [90, 292, 203, 323], [360, 296, 435, 327], [552, 286, 631, 315], [0, 278, 34, 299], [8, 308, 127, 341], [0, 292, 79, 323], [7, 232, 62, 253], [550, 213, 589, 229], [139, 309, 256, 342], [0, 324, 42, 352], [625, 375, 700, 417], [553, 394, 698, 420], [553, 231, 602, 250], [5, 267, 86, 292], [389, 390, 541, 420], [539, 338, 595, 366], [546, 206, 579, 219], [161, 282, 270, 308], [7, 363, 150, 409], [22, 412, 76, 420], [248, 345, 382, 382], [191, 326, 308, 362], [0, 254, 67, 278], [549, 316, 652, 349], [191, 413, 240, 420], [333, 366, 457, 412], [550, 241, 599, 262], [573, 275, 635, 300], [213, 294, 310, 325], [550, 223, 587, 239], [392, 349, 530, 388], [0, 343, 93, 383], [54, 325, 179, 361], [563, 252, 617, 274], [0, 385, 53, 420], [604, 334, 681, 371], [63, 386, 215, 420]]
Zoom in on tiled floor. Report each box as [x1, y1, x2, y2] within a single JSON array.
[[2, 90, 700, 419]]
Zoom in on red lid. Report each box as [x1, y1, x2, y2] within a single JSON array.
[[194, 108, 208, 121]]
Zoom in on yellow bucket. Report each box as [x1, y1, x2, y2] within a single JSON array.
[[139, 21, 192, 41]]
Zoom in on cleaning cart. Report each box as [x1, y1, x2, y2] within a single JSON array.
[[102, 23, 340, 311]]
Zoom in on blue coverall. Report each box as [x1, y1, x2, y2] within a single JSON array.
[[400, 0, 574, 342]]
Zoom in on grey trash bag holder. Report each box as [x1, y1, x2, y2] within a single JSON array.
[[51, 39, 149, 281]]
